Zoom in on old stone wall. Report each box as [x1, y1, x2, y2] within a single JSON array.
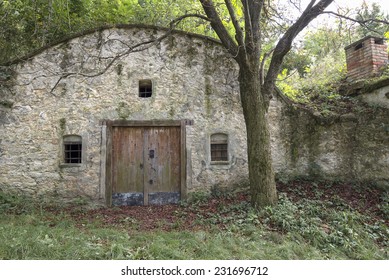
[[0, 26, 388, 204], [359, 84, 389, 109], [270, 101, 389, 188], [0, 25, 246, 203]]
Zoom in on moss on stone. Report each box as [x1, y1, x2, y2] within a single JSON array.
[[168, 106, 175, 118], [288, 116, 300, 165], [58, 41, 71, 50], [204, 76, 212, 116], [116, 101, 131, 119], [290, 143, 299, 165], [60, 51, 72, 70], [362, 76, 389, 93], [0, 66, 17, 90], [59, 118, 66, 132], [205, 83, 212, 97], [116, 63, 123, 75], [186, 43, 199, 66], [0, 100, 13, 108]]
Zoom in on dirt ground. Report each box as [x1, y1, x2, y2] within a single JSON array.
[[53, 180, 387, 232]]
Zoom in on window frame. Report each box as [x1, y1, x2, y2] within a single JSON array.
[[138, 79, 153, 98], [210, 133, 229, 164], [61, 135, 83, 166]]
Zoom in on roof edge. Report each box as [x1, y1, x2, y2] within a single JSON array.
[[1, 24, 222, 67], [344, 35, 387, 50]]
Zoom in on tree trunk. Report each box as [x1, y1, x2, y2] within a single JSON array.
[[239, 65, 278, 208]]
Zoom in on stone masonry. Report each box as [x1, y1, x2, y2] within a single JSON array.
[[0, 25, 388, 205]]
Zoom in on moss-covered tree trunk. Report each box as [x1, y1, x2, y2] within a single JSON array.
[[239, 63, 277, 207]]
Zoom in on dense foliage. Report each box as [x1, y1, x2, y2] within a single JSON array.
[[277, 2, 389, 106], [0, 0, 208, 64], [356, 2, 389, 37]]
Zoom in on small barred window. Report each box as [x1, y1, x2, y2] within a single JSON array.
[[63, 135, 82, 164], [139, 79, 152, 98], [210, 133, 228, 162]]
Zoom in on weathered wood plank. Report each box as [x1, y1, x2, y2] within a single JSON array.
[[105, 125, 113, 206], [112, 127, 144, 193], [170, 126, 181, 193], [108, 121, 186, 206], [180, 120, 187, 199]]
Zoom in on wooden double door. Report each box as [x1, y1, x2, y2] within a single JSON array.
[[106, 121, 186, 206]]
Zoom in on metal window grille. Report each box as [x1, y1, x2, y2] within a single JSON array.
[[211, 133, 228, 162], [211, 143, 228, 161], [139, 80, 152, 98], [64, 142, 82, 163]]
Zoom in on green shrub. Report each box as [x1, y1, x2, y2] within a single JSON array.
[[378, 191, 389, 219], [259, 193, 387, 259], [0, 191, 34, 214]]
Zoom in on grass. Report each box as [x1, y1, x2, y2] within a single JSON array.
[[0, 214, 326, 260], [0, 185, 387, 260]]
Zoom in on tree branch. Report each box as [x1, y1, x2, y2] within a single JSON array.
[[199, 0, 239, 56], [241, 0, 264, 55], [169, 13, 211, 29], [322, 10, 389, 25], [224, 0, 244, 46], [322, 10, 389, 35], [264, 0, 334, 91], [260, 48, 274, 85]]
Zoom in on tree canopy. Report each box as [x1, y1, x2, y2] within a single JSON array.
[[1, 0, 387, 65]]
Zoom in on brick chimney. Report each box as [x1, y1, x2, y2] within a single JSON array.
[[345, 36, 388, 81]]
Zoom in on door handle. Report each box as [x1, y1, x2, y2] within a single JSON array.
[[149, 149, 155, 159]]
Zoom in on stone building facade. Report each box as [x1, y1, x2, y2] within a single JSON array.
[[0, 25, 388, 205], [0, 25, 247, 205]]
